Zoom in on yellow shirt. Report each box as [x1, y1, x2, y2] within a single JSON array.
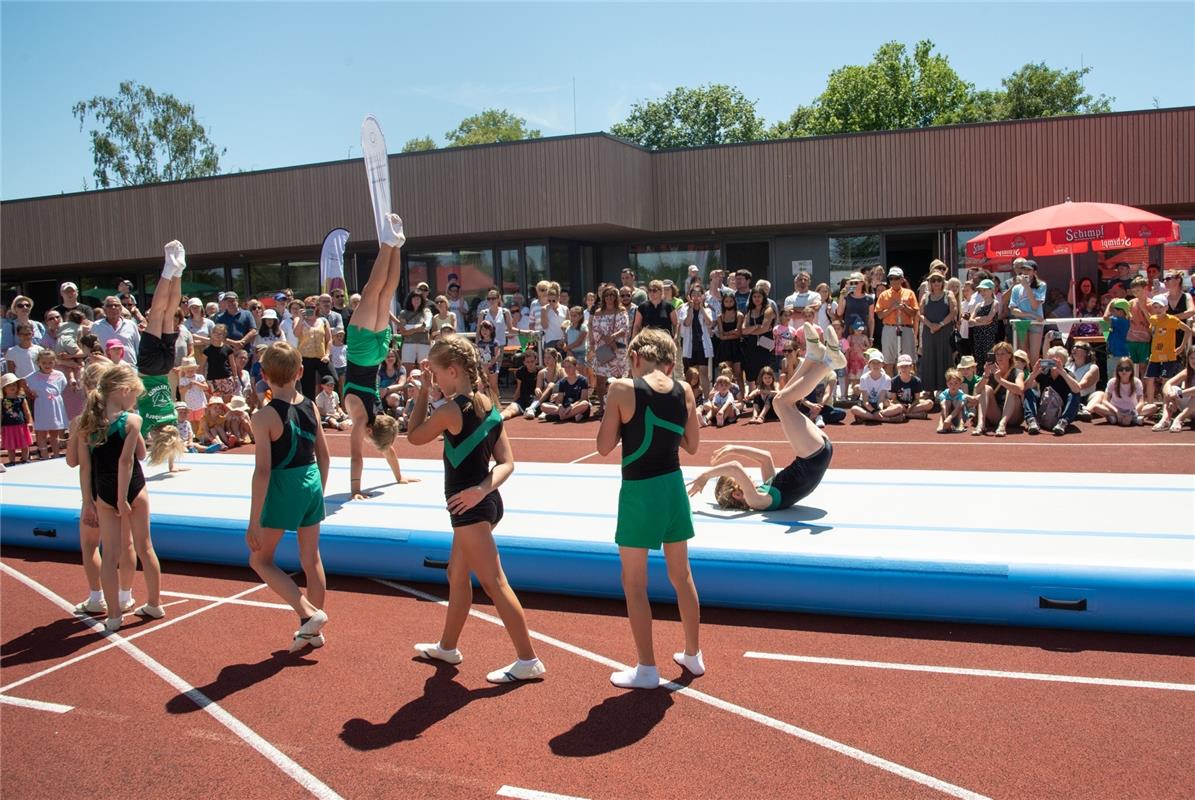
[[1148, 314, 1185, 363], [296, 318, 329, 359]]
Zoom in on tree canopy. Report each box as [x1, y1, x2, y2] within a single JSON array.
[[72, 80, 224, 188], [610, 84, 767, 149], [401, 136, 438, 153], [443, 109, 541, 147]]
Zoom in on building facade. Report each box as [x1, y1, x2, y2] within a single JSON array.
[[3, 107, 1192, 316]]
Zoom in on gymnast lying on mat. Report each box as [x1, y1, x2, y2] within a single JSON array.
[[687, 322, 844, 511]]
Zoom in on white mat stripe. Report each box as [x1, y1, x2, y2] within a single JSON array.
[[0, 563, 342, 800], [0, 578, 273, 694], [373, 579, 989, 800], [744, 652, 1195, 692], [0, 694, 74, 713]]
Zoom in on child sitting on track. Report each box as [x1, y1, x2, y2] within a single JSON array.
[[77, 363, 165, 631], [688, 322, 842, 514], [407, 334, 546, 684], [316, 376, 352, 430], [343, 213, 418, 500], [247, 342, 331, 652], [597, 328, 702, 688], [937, 368, 968, 433]]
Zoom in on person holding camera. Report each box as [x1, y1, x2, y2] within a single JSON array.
[[875, 266, 919, 376], [1009, 259, 1047, 360], [1023, 345, 1084, 436]]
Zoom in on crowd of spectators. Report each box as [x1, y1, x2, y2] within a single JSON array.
[[3, 258, 1193, 467]]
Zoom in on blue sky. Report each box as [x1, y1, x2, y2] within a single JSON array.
[[3, 1, 1193, 200]]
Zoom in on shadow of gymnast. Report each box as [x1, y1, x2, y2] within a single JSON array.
[[548, 673, 694, 757], [692, 504, 833, 536], [0, 615, 148, 670], [322, 484, 401, 509], [165, 649, 320, 714], [339, 660, 525, 750]]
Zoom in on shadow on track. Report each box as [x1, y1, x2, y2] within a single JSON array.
[[548, 674, 695, 756], [165, 649, 320, 714], [339, 659, 525, 749]]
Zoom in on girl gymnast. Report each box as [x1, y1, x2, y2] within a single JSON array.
[[247, 342, 331, 652], [137, 241, 189, 472], [596, 328, 701, 689], [406, 335, 545, 684], [343, 213, 418, 499], [77, 363, 164, 632], [688, 322, 844, 512]]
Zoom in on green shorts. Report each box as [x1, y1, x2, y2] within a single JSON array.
[[1127, 340, 1151, 364], [347, 325, 391, 367], [615, 469, 694, 550], [137, 373, 177, 430], [260, 463, 325, 531]]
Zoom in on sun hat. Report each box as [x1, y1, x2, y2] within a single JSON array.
[[1013, 349, 1030, 363], [956, 355, 977, 369], [887, 266, 904, 278], [208, 396, 227, 406], [1110, 298, 1132, 314], [179, 356, 198, 371], [977, 279, 996, 290], [262, 308, 278, 320], [105, 338, 125, 351], [1, 373, 19, 390], [866, 350, 884, 364], [174, 401, 188, 413], [929, 259, 948, 272], [896, 354, 914, 366], [1149, 294, 1168, 307], [227, 396, 249, 412]]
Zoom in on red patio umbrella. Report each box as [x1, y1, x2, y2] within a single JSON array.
[[967, 200, 1180, 304]]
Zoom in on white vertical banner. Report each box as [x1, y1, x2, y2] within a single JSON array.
[[320, 228, 350, 294], [361, 115, 391, 242]]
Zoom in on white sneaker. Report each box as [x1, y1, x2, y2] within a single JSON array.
[[133, 603, 164, 619], [163, 240, 187, 278], [486, 658, 546, 684], [74, 597, 107, 615], [380, 213, 406, 249], [815, 415, 826, 428], [414, 642, 463, 665], [288, 610, 328, 653]]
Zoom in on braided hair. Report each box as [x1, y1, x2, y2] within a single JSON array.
[[429, 334, 489, 419]]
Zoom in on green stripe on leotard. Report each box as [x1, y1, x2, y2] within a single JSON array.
[[621, 407, 685, 468], [444, 405, 502, 469], [757, 483, 782, 511], [277, 419, 316, 470]]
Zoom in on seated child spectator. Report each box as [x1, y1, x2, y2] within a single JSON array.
[[684, 366, 705, 406], [316, 376, 352, 430], [523, 347, 565, 420], [701, 373, 738, 427], [848, 350, 890, 424], [1023, 346, 1084, 436], [204, 396, 232, 448], [744, 366, 779, 424], [1086, 356, 1144, 427], [799, 369, 845, 428], [174, 402, 198, 453], [937, 368, 968, 433], [956, 355, 980, 413], [880, 354, 933, 422], [225, 396, 253, 446], [501, 349, 539, 420], [540, 356, 591, 422], [1151, 348, 1195, 432]]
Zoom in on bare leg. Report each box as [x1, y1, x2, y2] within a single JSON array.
[[80, 519, 102, 591], [96, 502, 122, 628], [619, 547, 655, 666], [663, 541, 700, 657], [455, 522, 535, 660], [357, 215, 405, 331], [436, 536, 474, 651], [248, 527, 320, 617], [125, 494, 160, 606], [774, 356, 831, 458]]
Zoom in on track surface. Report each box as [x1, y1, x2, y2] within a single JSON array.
[[3, 416, 1194, 799]]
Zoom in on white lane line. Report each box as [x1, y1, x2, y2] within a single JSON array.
[[498, 786, 591, 800], [0, 577, 273, 694], [161, 591, 292, 610], [0, 694, 74, 714], [373, 578, 988, 800], [1, 562, 343, 800], [744, 652, 1195, 693], [567, 451, 601, 465]]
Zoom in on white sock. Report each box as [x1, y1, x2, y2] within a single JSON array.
[[610, 663, 660, 689], [673, 650, 706, 676], [516, 657, 540, 668], [163, 240, 186, 278], [380, 213, 405, 248], [118, 589, 132, 605], [89, 590, 103, 603]]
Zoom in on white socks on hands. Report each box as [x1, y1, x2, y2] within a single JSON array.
[[380, 213, 405, 249], [163, 240, 186, 279]]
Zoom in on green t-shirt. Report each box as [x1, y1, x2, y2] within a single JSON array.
[[138, 373, 177, 429]]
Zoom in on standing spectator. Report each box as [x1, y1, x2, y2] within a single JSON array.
[[1, 372, 33, 465], [620, 268, 648, 306], [1008, 259, 1047, 360], [836, 272, 875, 341], [966, 279, 1001, 368], [52, 282, 86, 319], [561, 306, 589, 383], [431, 296, 457, 340], [783, 272, 818, 312], [1103, 297, 1132, 379], [875, 267, 918, 376], [5, 323, 43, 380], [331, 287, 355, 329], [1163, 270, 1195, 321], [684, 264, 702, 297], [398, 291, 432, 373], [214, 292, 258, 356], [477, 288, 513, 350], [1145, 263, 1166, 296], [678, 283, 714, 395], [704, 269, 727, 315], [295, 297, 333, 400], [2, 295, 46, 353], [26, 350, 68, 458], [317, 293, 343, 332], [919, 272, 957, 393], [257, 309, 282, 348], [540, 285, 568, 350], [90, 297, 140, 367], [957, 279, 981, 357], [619, 285, 638, 334], [633, 280, 678, 339], [443, 282, 467, 332], [733, 269, 753, 312], [280, 299, 304, 348], [204, 324, 236, 401], [589, 285, 630, 405], [1074, 277, 1098, 312], [184, 298, 214, 347], [1126, 276, 1153, 386], [739, 288, 775, 390], [813, 283, 836, 333], [713, 292, 743, 387], [1144, 294, 1191, 404]]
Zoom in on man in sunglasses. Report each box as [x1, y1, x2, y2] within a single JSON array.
[[92, 296, 141, 366]]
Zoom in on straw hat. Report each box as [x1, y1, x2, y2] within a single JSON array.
[[228, 396, 249, 412], [1013, 349, 1030, 363], [207, 396, 227, 407], [179, 356, 198, 372], [956, 356, 977, 369], [1, 373, 19, 390]]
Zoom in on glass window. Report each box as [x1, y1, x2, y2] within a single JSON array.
[[227, 266, 247, 301], [287, 261, 320, 300], [76, 274, 124, 310], [828, 234, 882, 292], [500, 248, 522, 299], [627, 243, 721, 286], [180, 267, 227, 306], [405, 255, 431, 302], [525, 244, 548, 290], [249, 262, 284, 301], [456, 249, 495, 329]]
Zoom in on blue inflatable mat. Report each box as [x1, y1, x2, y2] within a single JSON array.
[[2, 456, 1193, 636]]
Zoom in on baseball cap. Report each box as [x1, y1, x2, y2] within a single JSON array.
[[1149, 294, 1168, 307], [866, 350, 884, 364], [274, 292, 288, 302], [977, 279, 995, 290], [223, 291, 239, 300], [887, 266, 904, 278], [104, 338, 125, 351], [187, 297, 203, 308], [851, 319, 865, 331], [60, 281, 78, 292], [321, 376, 336, 386], [896, 354, 914, 366], [1110, 299, 1132, 314], [262, 308, 278, 320]]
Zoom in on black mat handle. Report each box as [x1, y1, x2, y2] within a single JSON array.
[[423, 558, 449, 570], [33, 527, 56, 538], [1039, 596, 1087, 611]]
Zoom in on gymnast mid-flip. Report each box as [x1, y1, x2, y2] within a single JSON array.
[[343, 213, 419, 499], [688, 322, 845, 511]]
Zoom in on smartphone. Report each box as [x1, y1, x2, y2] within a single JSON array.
[[1040, 358, 1056, 370], [984, 352, 996, 364], [303, 308, 315, 317]]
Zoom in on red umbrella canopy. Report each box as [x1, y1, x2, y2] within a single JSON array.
[[967, 201, 1179, 259]]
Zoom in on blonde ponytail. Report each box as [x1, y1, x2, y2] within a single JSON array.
[[428, 334, 490, 419]]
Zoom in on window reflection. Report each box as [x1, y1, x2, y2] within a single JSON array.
[[627, 243, 721, 286]]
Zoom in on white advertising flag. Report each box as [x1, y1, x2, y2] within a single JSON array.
[[361, 115, 391, 242], [320, 228, 351, 295]]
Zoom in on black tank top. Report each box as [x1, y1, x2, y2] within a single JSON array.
[[269, 396, 318, 470], [720, 314, 737, 334], [638, 301, 673, 334], [89, 411, 145, 505], [442, 394, 502, 495], [621, 376, 687, 481]]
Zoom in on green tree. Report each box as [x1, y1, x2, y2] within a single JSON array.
[[444, 109, 541, 147], [611, 84, 767, 149], [401, 136, 437, 153], [72, 80, 224, 188], [790, 41, 974, 137], [994, 63, 1113, 119]]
